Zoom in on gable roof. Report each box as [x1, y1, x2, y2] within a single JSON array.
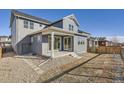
[[63, 14, 80, 26], [10, 10, 52, 27], [48, 14, 80, 27]]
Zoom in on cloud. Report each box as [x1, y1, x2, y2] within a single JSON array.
[[106, 36, 124, 43]]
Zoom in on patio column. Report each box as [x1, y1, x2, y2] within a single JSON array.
[[51, 32, 54, 58]]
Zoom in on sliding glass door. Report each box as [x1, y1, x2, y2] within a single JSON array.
[[48, 36, 61, 51], [63, 37, 72, 51]]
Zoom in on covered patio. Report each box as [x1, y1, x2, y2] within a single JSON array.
[[42, 27, 75, 58], [30, 26, 86, 58]]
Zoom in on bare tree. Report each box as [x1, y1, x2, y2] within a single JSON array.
[[111, 36, 119, 46]]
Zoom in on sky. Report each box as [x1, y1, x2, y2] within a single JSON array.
[[0, 9, 124, 42]]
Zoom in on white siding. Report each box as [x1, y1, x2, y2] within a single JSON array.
[[63, 18, 79, 33], [74, 36, 87, 54]]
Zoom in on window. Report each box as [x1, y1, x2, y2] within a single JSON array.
[[30, 22, 34, 29], [24, 20, 28, 28], [39, 24, 42, 27], [48, 36, 61, 50], [80, 41, 83, 45], [69, 24, 74, 31], [72, 25, 74, 31], [83, 41, 85, 44], [78, 41, 80, 45], [69, 24, 71, 31]]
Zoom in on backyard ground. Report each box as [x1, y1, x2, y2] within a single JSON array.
[[0, 52, 79, 82], [51, 54, 124, 83], [0, 52, 124, 83]]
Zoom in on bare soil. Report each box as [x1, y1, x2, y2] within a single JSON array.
[[52, 54, 124, 83]]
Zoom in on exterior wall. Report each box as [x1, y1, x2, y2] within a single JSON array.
[[17, 18, 46, 45], [31, 33, 42, 55], [0, 37, 8, 42], [41, 35, 50, 56], [11, 14, 89, 56], [74, 35, 87, 54], [16, 36, 31, 55], [11, 17, 46, 54], [11, 17, 17, 52], [63, 17, 79, 33]]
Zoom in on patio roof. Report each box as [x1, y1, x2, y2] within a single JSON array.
[[29, 26, 88, 37]]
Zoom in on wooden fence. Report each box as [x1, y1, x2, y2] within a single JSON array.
[[88, 46, 122, 54]]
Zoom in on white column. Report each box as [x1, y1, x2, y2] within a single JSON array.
[[51, 32, 54, 58]]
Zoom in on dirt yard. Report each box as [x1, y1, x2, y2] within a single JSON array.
[[0, 53, 123, 83], [0, 54, 78, 82], [52, 54, 124, 83]]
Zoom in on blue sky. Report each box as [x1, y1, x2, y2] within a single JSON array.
[[0, 9, 124, 37]]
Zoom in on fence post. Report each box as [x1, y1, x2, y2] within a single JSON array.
[[0, 47, 2, 59]]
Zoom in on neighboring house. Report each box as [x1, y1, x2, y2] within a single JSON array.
[[0, 36, 11, 47], [10, 10, 90, 58], [87, 36, 114, 48], [87, 37, 96, 49]]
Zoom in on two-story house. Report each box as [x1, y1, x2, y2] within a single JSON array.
[[10, 10, 90, 58], [0, 36, 11, 47]]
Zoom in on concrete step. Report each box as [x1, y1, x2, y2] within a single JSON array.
[[70, 53, 81, 59]]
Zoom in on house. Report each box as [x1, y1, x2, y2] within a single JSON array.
[[10, 10, 90, 58], [87, 37, 114, 48], [0, 36, 11, 48], [87, 36, 96, 49]]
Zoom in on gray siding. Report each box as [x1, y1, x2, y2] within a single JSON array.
[[11, 17, 46, 55], [11, 17, 17, 52], [16, 36, 31, 55], [31, 33, 42, 55]]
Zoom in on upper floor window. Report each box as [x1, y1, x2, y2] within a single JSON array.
[[69, 24, 74, 31], [69, 24, 71, 31], [24, 20, 28, 28], [72, 25, 74, 31], [39, 24, 42, 27], [30, 22, 34, 29]]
